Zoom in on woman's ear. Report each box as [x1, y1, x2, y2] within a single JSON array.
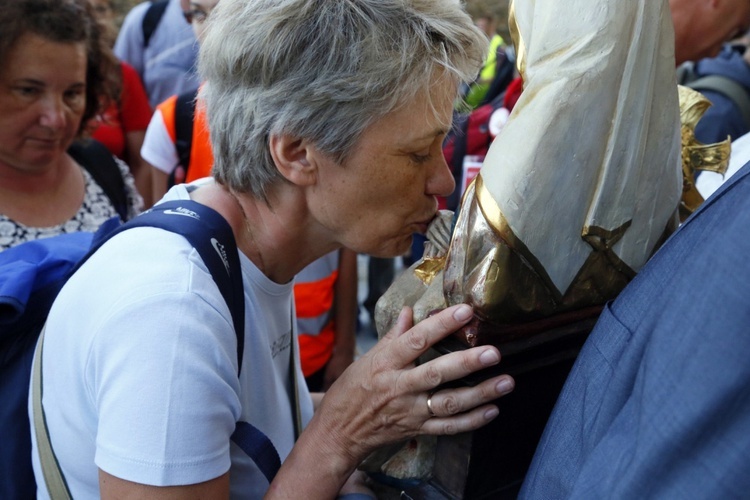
[[269, 134, 317, 186]]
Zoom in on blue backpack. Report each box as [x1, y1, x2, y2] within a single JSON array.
[[0, 201, 282, 498]]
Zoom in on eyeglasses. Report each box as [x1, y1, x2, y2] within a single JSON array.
[[183, 8, 210, 25]]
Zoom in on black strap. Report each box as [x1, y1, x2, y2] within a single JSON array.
[[142, 0, 169, 48], [68, 139, 128, 221], [168, 90, 198, 187], [37, 202, 284, 487], [231, 422, 281, 484], [88, 202, 246, 372]]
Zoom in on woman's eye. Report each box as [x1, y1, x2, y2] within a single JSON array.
[[410, 153, 432, 164], [64, 89, 84, 101], [63, 89, 86, 110], [191, 9, 208, 23], [15, 86, 40, 97]]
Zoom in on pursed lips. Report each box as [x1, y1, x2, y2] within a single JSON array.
[[413, 211, 439, 234]]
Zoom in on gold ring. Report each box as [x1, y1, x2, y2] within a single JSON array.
[[427, 392, 437, 418]]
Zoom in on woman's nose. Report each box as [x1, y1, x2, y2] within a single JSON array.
[[427, 155, 457, 198], [38, 96, 68, 129]]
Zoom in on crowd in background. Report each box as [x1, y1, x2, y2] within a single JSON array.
[[2, 0, 750, 498]]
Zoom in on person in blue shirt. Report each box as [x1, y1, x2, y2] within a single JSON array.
[[114, 0, 200, 107], [691, 42, 750, 145]]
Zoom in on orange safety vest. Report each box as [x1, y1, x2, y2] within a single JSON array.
[[156, 91, 214, 182], [159, 99, 341, 377], [294, 251, 340, 377]]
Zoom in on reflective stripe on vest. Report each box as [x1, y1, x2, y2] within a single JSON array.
[[294, 251, 339, 377]]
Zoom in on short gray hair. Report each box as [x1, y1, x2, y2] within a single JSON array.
[[199, 0, 487, 199]]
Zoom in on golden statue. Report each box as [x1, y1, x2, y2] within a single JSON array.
[[365, 0, 704, 484]]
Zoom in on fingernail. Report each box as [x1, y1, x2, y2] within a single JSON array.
[[453, 304, 472, 321], [479, 348, 500, 366], [496, 377, 514, 394], [484, 407, 499, 420]]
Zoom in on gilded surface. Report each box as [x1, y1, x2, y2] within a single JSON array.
[[677, 85, 731, 219], [508, 1, 524, 79], [413, 256, 446, 286], [479, 0, 682, 297], [365, 0, 687, 485], [443, 176, 640, 326]]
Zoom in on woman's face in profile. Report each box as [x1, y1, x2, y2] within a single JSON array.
[[0, 33, 86, 174], [305, 80, 457, 258]]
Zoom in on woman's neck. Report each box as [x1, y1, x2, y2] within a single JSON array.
[[190, 182, 339, 284], [0, 154, 85, 226]]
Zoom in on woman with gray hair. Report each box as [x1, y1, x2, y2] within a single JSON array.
[[32, 0, 514, 498]]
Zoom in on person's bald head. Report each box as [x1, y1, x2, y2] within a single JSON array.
[[670, 0, 750, 65]]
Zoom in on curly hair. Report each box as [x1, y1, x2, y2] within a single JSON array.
[[0, 0, 121, 137]]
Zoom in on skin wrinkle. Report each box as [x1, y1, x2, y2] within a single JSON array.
[[423, 364, 443, 388]]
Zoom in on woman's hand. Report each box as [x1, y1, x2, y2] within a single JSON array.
[[267, 304, 514, 499]]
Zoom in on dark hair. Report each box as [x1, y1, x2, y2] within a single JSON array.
[[0, 0, 121, 136]]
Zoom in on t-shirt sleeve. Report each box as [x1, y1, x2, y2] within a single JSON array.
[[89, 252, 241, 486], [141, 108, 179, 174]]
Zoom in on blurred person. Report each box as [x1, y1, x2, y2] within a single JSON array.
[[89, 0, 155, 206], [295, 248, 358, 392], [30, 0, 515, 498], [461, 8, 508, 110], [670, 0, 750, 65], [0, 0, 142, 252], [490, 0, 750, 496], [688, 41, 750, 145], [143, 0, 217, 201], [0, 0, 142, 497], [114, 0, 200, 107], [521, 149, 750, 499]]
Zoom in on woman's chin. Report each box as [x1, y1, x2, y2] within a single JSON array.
[[365, 236, 413, 259]]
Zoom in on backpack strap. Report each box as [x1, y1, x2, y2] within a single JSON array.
[[31, 327, 72, 499], [688, 75, 750, 129], [167, 90, 198, 187], [142, 0, 169, 49], [675, 61, 696, 86], [32, 201, 285, 492], [121, 202, 246, 365], [68, 139, 129, 221]]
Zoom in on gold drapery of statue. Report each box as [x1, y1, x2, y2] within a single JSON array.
[[677, 86, 731, 220], [441, 0, 683, 327], [364, 0, 692, 484]]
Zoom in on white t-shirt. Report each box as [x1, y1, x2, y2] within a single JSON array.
[[141, 108, 178, 175], [30, 182, 314, 499], [696, 131, 750, 200]]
